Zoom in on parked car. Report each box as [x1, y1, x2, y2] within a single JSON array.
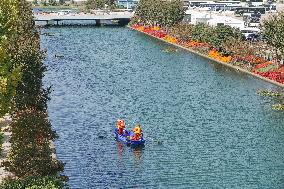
[[246, 33, 261, 41], [240, 27, 260, 39], [57, 10, 73, 16]]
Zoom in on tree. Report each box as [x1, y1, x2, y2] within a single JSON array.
[[191, 23, 212, 43], [0, 0, 22, 116], [261, 11, 284, 64], [58, 0, 65, 5], [210, 25, 242, 51], [3, 109, 64, 178], [0, 0, 65, 180], [49, 0, 57, 6], [163, 0, 185, 27], [133, 0, 185, 27]]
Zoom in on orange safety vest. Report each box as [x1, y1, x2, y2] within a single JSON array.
[[133, 126, 142, 134], [116, 120, 125, 129]]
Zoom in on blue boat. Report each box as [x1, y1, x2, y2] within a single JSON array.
[[114, 128, 145, 146]]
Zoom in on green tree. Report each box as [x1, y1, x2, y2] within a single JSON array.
[[0, 0, 22, 116], [133, 0, 185, 27], [210, 25, 242, 50], [2, 110, 64, 178], [32, 0, 38, 5], [0, 0, 65, 180], [261, 11, 284, 63], [191, 23, 213, 43], [59, 0, 65, 5], [0, 176, 67, 189], [49, 0, 57, 6], [163, 0, 185, 27]]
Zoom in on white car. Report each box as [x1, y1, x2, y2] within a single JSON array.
[[240, 27, 260, 39], [57, 10, 73, 16]]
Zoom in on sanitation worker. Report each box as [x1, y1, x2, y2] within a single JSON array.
[[131, 124, 143, 140], [116, 119, 125, 135]]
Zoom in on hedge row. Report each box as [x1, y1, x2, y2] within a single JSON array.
[[0, 1, 66, 188]]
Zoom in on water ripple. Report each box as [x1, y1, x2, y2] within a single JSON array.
[[42, 27, 284, 189]]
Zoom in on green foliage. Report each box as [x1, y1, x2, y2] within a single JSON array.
[[42, 1, 47, 6], [0, 0, 65, 181], [2, 109, 64, 178], [272, 104, 284, 110], [0, 176, 68, 189], [0, 0, 22, 116], [49, 0, 58, 6], [168, 23, 243, 55], [210, 25, 242, 49], [261, 11, 284, 62], [257, 89, 283, 97], [191, 23, 213, 43], [221, 37, 254, 57], [133, 0, 185, 27], [4, 0, 51, 113], [32, 0, 38, 5], [168, 23, 194, 41]]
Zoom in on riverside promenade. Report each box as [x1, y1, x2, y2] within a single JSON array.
[[34, 11, 134, 26]]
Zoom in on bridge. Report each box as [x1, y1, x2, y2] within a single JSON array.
[[34, 12, 134, 26]]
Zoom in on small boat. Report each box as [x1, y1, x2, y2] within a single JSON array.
[[114, 128, 145, 146]]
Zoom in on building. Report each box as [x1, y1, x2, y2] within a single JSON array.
[[116, 0, 139, 9], [184, 9, 245, 29]]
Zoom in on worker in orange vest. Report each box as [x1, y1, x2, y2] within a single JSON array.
[[116, 119, 125, 135], [131, 124, 142, 140]]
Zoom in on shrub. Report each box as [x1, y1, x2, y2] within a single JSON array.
[[0, 176, 68, 189], [2, 109, 64, 178]]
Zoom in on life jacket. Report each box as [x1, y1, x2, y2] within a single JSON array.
[[131, 134, 139, 140], [116, 120, 125, 129], [133, 126, 142, 134]]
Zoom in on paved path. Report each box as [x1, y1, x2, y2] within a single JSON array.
[[0, 116, 13, 182]]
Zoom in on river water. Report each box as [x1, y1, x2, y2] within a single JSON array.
[[41, 27, 284, 189]]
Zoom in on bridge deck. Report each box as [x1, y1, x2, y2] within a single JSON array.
[[34, 12, 133, 22]]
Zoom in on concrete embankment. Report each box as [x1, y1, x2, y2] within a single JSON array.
[[129, 26, 284, 88]]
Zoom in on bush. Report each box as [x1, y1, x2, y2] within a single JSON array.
[[0, 176, 68, 189]]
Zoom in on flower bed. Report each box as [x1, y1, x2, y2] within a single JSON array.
[[208, 50, 231, 63]]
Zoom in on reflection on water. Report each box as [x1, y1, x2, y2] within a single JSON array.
[[116, 141, 143, 165], [132, 147, 143, 165], [116, 141, 124, 162], [42, 27, 284, 188]]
